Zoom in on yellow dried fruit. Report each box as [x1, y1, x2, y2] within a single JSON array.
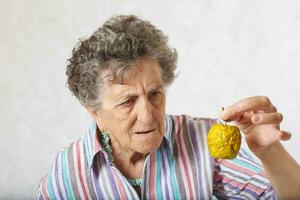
[[207, 124, 241, 159]]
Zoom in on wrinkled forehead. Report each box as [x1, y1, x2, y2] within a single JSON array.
[[127, 58, 163, 80], [104, 58, 163, 84], [102, 58, 164, 97]]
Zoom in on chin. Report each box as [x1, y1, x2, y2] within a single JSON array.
[[135, 139, 163, 154], [131, 129, 164, 153]]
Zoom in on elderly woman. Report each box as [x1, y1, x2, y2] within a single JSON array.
[[37, 15, 300, 199]]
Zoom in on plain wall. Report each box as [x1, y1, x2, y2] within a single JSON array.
[[1, 0, 299, 199]]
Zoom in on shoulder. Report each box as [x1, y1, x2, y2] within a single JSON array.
[[166, 113, 218, 125], [36, 120, 104, 199], [165, 113, 218, 136], [164, 114, 219, 153], [164, 114, 218, 180], [36, 136, 88, 199]]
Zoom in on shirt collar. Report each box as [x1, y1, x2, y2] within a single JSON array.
[[84, 114, 174, 168]]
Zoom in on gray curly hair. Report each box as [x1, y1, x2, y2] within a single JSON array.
[[66, 15, 178, 109]]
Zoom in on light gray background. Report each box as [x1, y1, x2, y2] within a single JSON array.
[[1, 0, 299, 199]]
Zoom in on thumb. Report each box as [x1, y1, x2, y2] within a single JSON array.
[[278, 130, 292, 141]]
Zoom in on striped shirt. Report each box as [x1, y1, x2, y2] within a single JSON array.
[[36, 114, 277, 199]]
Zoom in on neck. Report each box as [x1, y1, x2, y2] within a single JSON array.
[[110, 134, 147, 166], [101, 131, 147, 179], [97, 128, 145, 188]]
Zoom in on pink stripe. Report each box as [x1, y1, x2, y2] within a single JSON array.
[[209, 119, 216, 126], [71, 142, 81, 197], [114, 174, 127, 200], [82, 155, 93, 199], [176, 116, 187, 196], [259, 171, 267, 177], [76, 142, 89, 199], [222, 176, 265, 194], [176, 116, 194, 199], [149, 154, 157, 200], [221, 160, 257, 176], [93, 132, 101, 155], [42, 176, 50, 200], [215, 168, 264, 193]]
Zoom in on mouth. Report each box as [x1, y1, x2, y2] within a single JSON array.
[[134, 128, 156, 134]]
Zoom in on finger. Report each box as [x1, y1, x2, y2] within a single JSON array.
[[278, 130, 292, 141], [251, 112, 283, 125], [271, 105, 277, 112], [233, 111, 254, 125], [220, 96, 273, 121]]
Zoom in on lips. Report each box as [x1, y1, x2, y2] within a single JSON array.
[[135, 128, 156, 134]]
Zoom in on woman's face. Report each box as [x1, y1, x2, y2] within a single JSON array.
[[93, 58, 166, 154]]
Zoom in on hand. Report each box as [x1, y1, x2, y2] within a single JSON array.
[[220, 96, 291, 157]]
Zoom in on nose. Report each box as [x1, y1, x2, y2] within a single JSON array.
[[137, 97, 154, 125]]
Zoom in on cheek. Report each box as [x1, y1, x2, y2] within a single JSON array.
[[152, 96, 166, 132], [153, 108, 166, 134], [115, 111, 136, 134], [115, 106, 131, 120], [101, 109, 133, 136], [155, 94, 165, 108]]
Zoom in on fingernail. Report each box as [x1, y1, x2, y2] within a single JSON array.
[[286, 131, 292, 138], [281, 131, 292, 140]]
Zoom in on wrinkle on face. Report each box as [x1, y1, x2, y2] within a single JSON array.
[[95, 57, 166, 157]]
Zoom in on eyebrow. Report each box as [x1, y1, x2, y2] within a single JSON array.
[[117, 85, 164, 101]]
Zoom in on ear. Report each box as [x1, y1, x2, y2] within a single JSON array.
[[85, 106, 102, 122], [85, 106, 107, 131], [84, 107, 99, 117]]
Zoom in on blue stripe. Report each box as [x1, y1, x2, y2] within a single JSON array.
[[223, 180, 261, 198], [84, 131, 91, 166], [90, 122, 96, 155], [231, 158, 262, 173], [166, 147, 180, 199], [155, 150, 163, 199], [54, 155, 64, 199], [62, 150, 74, 199], [91, 159, 106, 199], [239, 149, 263, 170], [240, 149, 254, 159], [37, 115, 275, 199], [46, 169, 56, 200], [160, 147, 171, 200]]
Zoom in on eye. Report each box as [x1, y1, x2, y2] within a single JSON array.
[[121, 98, 136, 107], [152, 91, 161, 96], [149, 91, 162, 100]]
